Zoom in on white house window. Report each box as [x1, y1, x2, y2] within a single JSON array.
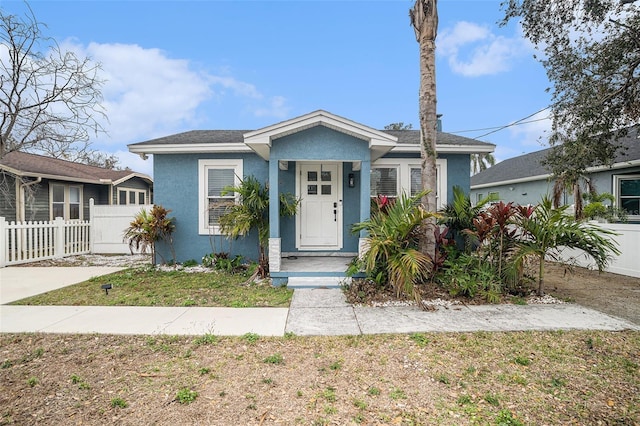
[[615, 175, 640, 218], [50, 184, 82, 220], [370, 167, 398, 197], [198, 159, 243, 234], [371, 159, 447, 209], [118, 189, 147, 205]]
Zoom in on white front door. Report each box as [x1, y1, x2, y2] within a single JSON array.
[[297, 162, 342, 250]]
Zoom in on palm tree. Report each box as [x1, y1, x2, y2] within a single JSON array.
[[218, 175, 298, 279], [551, 171, 595, 220], [123, 205, 176, 265], [513, 197, 619, 296], [410, 0, 439, 257], [470, 153, 496, 175], [351, 191, 434, 304]]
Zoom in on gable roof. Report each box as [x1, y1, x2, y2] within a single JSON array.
[[128, 110, 495, 157], [471, 126, 640, 189], [0, 151, 152, 185]]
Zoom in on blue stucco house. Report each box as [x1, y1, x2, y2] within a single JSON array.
[[129, 110, 494, 282], [470, 126, 640, 223]]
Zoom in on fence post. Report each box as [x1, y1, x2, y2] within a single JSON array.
[[89, 198, 95, 254], [0, 217, 6, 268], [54, 217, 65, 259]]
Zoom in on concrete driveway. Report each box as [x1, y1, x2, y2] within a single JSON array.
[[0, 266, 123, 304]]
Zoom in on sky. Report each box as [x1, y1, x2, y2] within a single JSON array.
[[0, 0, 555, 176]]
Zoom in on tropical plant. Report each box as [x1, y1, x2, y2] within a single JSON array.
[[512, 197, 620, 295], [582, 191, 627, 223], [218, 175, 299, 279], [351, 191, 435, 304], [439, 186, 497, 252], [123, 205, 176, 265]]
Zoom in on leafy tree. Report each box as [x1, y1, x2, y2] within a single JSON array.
[[0, 6, 106, 160], [470, 152, 495, 175], [410, 0, 439, 257], [502, 0, 639, 175], [384, 122, 413, 130], [218, 175, 299, 279]]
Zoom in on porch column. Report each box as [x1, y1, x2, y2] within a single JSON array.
[[358, 160, 371, 258], [268, 159, 281, 272]]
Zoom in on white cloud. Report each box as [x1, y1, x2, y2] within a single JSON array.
[[59, 40, 290, 150], [254, 96, 290, 119], [508, 110, 552, 148], [437, 21, 531, 77]]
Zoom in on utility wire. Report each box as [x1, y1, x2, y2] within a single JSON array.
[[447, 106, 551, 140]]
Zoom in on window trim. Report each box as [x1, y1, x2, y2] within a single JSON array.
[[614, 174, 640, 220], [372, 158, 447, 209], [49, 183, 83, 220], [198, 159, 243, 235], [117, 188, 147, 205]]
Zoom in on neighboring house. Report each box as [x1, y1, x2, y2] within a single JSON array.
[[470, 126, 640, 222], [0, 151, 153, 222], [128, 110, 494, 280]]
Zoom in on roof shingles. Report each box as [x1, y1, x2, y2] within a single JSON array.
[[0, 151, 147, 184]]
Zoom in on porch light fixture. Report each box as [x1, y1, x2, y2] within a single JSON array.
[[101, 284, 112, 295], [348, 173, 355, 188]]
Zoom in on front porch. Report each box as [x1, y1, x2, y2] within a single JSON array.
[[270, 255, 359, 288]]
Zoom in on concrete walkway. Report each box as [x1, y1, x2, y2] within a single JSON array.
[[1, 267, 638, 336]]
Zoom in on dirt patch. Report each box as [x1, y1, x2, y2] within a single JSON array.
[[544, 262, 640, 326]]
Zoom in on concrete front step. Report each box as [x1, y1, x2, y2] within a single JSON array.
[[286, 276, 351, 289]]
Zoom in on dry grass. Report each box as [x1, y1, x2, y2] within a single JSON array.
[[1, 331, 638, 425]]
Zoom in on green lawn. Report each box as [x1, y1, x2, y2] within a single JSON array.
[[11, 267, 293, 307]]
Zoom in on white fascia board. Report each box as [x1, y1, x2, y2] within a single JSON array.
[[392, 144, 495, 154], [112, 173, 154, 186], [128, 143, 253, 155], [244, 110, 397, 144], [470, 159, 640, 190], [471, 174, 551, 190], [244, 136, 272, 160]]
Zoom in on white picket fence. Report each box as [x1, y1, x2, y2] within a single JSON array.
[[0, 217, 91, 267], [0, 200, 152, 267]]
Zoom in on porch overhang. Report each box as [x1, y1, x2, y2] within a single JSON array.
[[243, 110, 397, 161]]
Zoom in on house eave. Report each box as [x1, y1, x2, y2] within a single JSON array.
[[127, 143, 253, 155], [243, 110, 398, 161], [112, 173, 154, 186], [471, 158, 640, 190], [0, 166, 114, 185], [471, 174, 551, 190], [392, 144, 495, 154]]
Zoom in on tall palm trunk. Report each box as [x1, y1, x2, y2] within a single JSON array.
[[410, 0, 439, 257]]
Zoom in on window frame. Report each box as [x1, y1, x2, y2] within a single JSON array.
[[49, 183, 83, 220], [117, 188, 147, 205], [198, 159, 243, 235], [614, 174, 640, 220], [371, 158, 447, 209]]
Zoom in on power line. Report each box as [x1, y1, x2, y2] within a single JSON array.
[[447, 107, 551, 140]]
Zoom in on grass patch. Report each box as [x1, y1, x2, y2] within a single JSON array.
[[0, 331, 638, 424], [10, 267, 293, 307]]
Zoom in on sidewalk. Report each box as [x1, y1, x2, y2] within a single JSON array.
[[1, 268, 638, 336]]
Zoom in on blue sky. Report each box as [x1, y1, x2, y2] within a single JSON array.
[[1, 0, 554, 175]]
